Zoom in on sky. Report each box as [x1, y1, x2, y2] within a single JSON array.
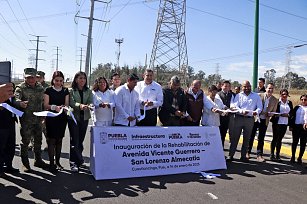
[[0, 0, 307, 83]]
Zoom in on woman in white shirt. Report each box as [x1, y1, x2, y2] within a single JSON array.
[[270, 89, 293, 161], [92, 77, 115, 126], [289, 94, 307, 164], [202, 85, 226, 127]]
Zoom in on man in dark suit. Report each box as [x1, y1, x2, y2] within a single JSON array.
[[158, 76, 186, 126], [217, 80, 235, 148], [0, 97, 19, 175]]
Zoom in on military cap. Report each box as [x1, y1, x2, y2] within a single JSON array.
[[36, 71, 45, 77], [24, 68, 37, 77]]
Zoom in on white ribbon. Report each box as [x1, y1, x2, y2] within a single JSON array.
[[33, 106, 77, 125], [138, 105, 147, 121], [194, 171, 221, 179], [0, 103, 24, 117], [34, 108, 64, 117]]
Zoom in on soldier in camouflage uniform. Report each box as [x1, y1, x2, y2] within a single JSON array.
[[33, 71, 50, 151], [15, 68, 48, 172]]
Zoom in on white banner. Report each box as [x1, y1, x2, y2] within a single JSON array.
[[90, 126, 226, 180]]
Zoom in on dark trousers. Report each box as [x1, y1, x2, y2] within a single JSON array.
[[229, 115, 254, 158], [271, 124, 287, 156], [248, 119, 268, 155], [137, 109, 157, 126], [162, 116, 181, 126], [0, 125, 16, 171], [68, 119, 89, 166], [291, 124, 307, 159], [219, 115, 230, 148]]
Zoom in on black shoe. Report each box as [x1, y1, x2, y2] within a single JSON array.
[[275, 155, 282, 162], [226, 156, 234, 162], [34, 159, 48, 169], [297, 158, 302, 165], [240, 157, 250, 163], [4, 167, 20, 174], [290, 157, 295, 164], [56, 163, 64, 171], [23, 164, 32, 173], [49, 165, 58, 174], [270, 154, 276, 161]]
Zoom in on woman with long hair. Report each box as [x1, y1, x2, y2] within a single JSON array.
[[92, 77, 114, 126], [270, 89, 293, 161], [289, 94, 307, 164], [44, 71, 69, 173], [68, 71, 93, 172]]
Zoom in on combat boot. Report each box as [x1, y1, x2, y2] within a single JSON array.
[[34, 152, 48, 169]]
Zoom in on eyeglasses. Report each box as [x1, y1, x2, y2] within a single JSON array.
[[301, 99, 307, 101]]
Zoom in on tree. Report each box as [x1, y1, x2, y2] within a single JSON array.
[[195, 70, 205, 81], [264, 69, 276, 84]]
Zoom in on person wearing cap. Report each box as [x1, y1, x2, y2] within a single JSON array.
[[158, 75, 187, 126], [114, 73, 141, 126], [14, 68, 47, 172], [28, 71, 49, 152], [36, 71, 49, 90], [135, 69, 163, 126]]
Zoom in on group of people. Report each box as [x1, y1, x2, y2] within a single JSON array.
[[0, 69, 307, 176]]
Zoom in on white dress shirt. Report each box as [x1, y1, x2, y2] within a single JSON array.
[[231, 91, 262, 116], [295, 105, 307, 125], [277, 99, 291, 125], [135, 80, 163, 110], [202, 96, 225, 126], [114, 84, 141, 126], [92, 89, 115, 126]]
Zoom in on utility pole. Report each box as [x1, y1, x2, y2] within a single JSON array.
[[75, 0, 110, 76], [215, 63, 220, 84], [53, 46, 62, 71], [29, 35, 46, 70], [115, 38, 124, 72], [78, 47, 85, 72]]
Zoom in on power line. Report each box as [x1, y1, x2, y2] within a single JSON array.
[[247, 0, 307, 21], [192, 42, 305, 64], [5, 0, 34, 46], [187, 6, 306, 42], [0, 11, 30, 51], [16, 0, 36, 35]]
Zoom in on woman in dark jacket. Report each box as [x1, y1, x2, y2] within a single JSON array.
[[270, 89, 293, 161], [289, 94, 307, 164]]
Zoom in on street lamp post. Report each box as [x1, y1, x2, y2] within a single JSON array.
[[115, 38, 124, 73]]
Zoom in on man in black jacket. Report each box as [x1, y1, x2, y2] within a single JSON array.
[[0, 97, 19, 175], [158, 76, 186, 126]]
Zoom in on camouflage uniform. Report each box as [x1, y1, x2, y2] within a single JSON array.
[[29, 71, 50, 149], [15, 71, 45, 169]]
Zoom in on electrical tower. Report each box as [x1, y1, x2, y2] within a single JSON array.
[[149, 0, 188, 81], [115, 38, 124, 72], [281, 47, 292, 89]]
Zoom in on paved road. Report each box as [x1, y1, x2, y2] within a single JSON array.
[[1, 125, 307, 204]]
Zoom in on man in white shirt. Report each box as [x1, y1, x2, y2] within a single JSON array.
[[227, 80, 262, 162], [114, 73, 141, 126], [135, 69, 163, 126], [248, 83, 278, 162]]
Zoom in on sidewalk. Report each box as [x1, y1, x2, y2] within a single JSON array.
[[226, 131, 307, 160]]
